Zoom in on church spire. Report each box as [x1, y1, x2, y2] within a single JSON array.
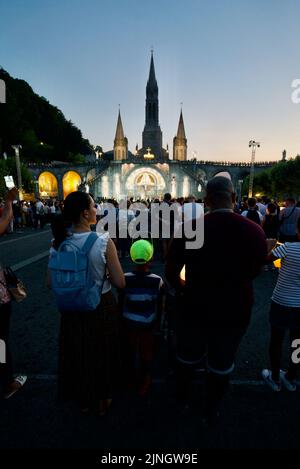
[[173, 109, 187, 161], [142, 51, 162, 158], [114, 109, 128, 161], [147, 50, 158, 89], [176, 110, 186, 140], [114, 109, 125, 140], [145, 51, 159, 126]]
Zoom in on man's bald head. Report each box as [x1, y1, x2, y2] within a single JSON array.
[[205, 176, 235, 210]]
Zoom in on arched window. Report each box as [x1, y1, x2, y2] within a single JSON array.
[[62, 171, 81, 199], [38, 172, 58, 198]]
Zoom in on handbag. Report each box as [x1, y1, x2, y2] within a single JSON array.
[[0, 267, 27, 303]]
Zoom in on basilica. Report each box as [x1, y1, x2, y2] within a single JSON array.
[[93, 51, 195, 200], [30, 53, 274, 201]]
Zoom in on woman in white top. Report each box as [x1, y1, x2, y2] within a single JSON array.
[[262, 218, 300, 392], [49, 191, 125, 415]]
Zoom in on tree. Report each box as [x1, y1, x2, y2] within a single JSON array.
[[241, 158, 300, 199], [0, 68, 92, 163]]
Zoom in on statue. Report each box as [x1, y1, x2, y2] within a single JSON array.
[[171, 176, 176, 198]]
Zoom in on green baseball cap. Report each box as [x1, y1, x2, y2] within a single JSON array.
[[130, 239, 154, 264]]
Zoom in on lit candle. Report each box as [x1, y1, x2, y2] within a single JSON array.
[[273, 258, 281, 269]]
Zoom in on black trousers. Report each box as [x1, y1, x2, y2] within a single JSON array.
[[269, 327, 300, 381], [0, 302, 14, 388]]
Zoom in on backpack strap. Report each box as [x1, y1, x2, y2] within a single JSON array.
[[58, 238, 79, 253], [83, 232, 107, 299], [81, 232, 100, 255]]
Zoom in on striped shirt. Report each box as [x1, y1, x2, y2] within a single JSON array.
[[272, 242, 300, 307], [123, 272, 163, 326]]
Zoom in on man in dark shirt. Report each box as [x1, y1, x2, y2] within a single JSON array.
[[165, 176, 267, 422]]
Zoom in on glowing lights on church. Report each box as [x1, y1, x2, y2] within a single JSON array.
[[143, 147, 155, 159]]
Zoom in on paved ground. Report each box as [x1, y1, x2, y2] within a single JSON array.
[[0, 227, 299, 449]]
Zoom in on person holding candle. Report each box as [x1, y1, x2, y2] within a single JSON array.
[[166, 176, 267, 423], [262, 218, 300, 391]]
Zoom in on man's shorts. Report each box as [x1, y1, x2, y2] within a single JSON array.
[[176, 321, 246, 375], [269, 300, 300, 330]]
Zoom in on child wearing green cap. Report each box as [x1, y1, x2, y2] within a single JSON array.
[[120, 239, 164, 396]]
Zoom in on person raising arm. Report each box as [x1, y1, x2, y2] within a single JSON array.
[[0, 188, 18, 235]]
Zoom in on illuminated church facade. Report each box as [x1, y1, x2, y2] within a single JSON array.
[[30, 53, 275, 201]]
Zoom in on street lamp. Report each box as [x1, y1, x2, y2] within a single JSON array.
[[11, 144, 23, 200], [248, 140, 260, 198], [33, 176, 39, 198], [238, 179, 243, 202]]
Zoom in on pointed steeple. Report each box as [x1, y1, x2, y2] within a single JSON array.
[[114, 109, 128, 161], [115, 110, 125, 140], [143, 51, 162, 157], [147, 50, 158, 89], [176, 110, 186, 140], [173, 109, 187, 161]]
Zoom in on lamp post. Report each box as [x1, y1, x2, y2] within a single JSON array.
[[248, 140, 260, 198], [238, 179, 243, 203], [33, 177, 39, 198], [11, 144, 23, 200]]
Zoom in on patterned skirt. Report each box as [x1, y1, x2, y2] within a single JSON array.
[[58, 290, 120, 409]]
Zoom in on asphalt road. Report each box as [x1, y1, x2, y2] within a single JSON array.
[[0, 227, 299, 449]]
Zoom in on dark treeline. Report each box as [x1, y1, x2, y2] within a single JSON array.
[[0, 68, 92, 163], [242, 156, 300, 199]]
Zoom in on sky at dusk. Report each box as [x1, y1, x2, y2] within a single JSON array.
[[1, 0, 300, 162]]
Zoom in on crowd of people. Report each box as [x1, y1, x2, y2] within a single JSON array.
[[0, 179, 300, 425], [0, 198, 64, 233]]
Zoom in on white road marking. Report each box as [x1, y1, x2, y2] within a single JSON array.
[[0, 229, 51, 246], [16, 374, 300, 386], [11, 251, 49, 271]]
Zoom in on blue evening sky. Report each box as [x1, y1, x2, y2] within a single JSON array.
[[1, 0, 300, 162]]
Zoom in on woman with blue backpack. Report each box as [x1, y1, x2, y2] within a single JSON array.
[[48, 191, 125, 415]]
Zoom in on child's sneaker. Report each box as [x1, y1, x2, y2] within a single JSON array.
[[262, 369, 281, 392], [280, 370, 297, 391], [4, 375, 27, 399]]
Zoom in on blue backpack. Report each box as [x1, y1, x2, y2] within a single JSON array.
[[48, 232, 104, 313]]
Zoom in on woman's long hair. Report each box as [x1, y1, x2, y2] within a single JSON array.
[[51, 191, 91, 250]]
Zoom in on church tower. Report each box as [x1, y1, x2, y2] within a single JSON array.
[[142, 52, 163, 158], [173, 110, 187, 161], [114, 110, 128, 161]]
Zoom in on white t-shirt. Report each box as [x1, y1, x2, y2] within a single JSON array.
[[36, 201, 44, 211], [49, 231, 111, 294], [272, 242, 300, 307], [241, 210, 263, 222], [257, 202, 267, 216]]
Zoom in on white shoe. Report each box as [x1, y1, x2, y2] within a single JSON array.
[[262, 369, 281, 392], [4, 375, 27, 399], [280, 370, 296, 391]]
